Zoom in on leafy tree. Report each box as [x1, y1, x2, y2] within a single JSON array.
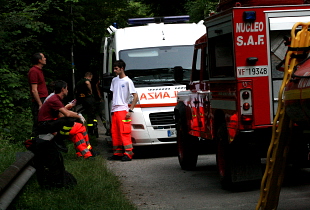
[[0, 0, 55, 142], [137, 0, 188, 16], [0, 0, 151, 142], [185, 0, 218, 22]]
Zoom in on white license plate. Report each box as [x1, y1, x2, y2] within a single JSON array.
[[167, 130, 176, 137], [237, 65, 268, 78]]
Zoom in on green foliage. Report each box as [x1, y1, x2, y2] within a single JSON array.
[[137, 0, 187, 16], [0, 138, 136, 209], [0, 0, 54, 71], [10, 146, 137, 210], [0, 137, 26, 173], [0, 0, 152, 143], [185, 0, 218, 22], [128, 1, 153, 17], [0, 68, 32, 142]]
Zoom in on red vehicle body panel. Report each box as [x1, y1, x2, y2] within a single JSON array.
[[183, 4, 310, 141]]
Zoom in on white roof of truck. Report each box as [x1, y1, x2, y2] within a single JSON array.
[[113, 21, 206, 52]]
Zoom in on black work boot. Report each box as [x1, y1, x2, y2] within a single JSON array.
[[121, 155, 132, 161], [107, 155, 122, 161]]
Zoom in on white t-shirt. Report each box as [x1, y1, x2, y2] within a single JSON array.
[[110, 76, 136, 112]]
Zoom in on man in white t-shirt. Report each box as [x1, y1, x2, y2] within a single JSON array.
[[108, 60, 138, 161]]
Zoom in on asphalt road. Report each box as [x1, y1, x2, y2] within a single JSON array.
[[96, 123, 310, 210]]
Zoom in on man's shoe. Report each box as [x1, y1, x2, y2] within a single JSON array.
[[107, 155, 122, 161], [121, 155, 132, 161]]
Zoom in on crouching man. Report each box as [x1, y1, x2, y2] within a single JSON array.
[[29, 80, 94, 188]]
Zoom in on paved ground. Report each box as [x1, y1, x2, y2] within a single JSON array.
[[95, 121, 310, 210]]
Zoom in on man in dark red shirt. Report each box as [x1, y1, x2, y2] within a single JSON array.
[[28, 52, 48, 134], [38, 80, 83, 150], [32, 80, 93, 189]]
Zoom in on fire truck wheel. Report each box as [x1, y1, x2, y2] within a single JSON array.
[[176, 117, 198, 170], [216, 123, 232, 189]]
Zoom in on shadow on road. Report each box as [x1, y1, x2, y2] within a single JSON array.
[[133, 144, 178, 159]]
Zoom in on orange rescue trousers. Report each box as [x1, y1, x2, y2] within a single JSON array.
[[36, 118, 94, 159], [111, 110, 134, 159], [69, 122, 93, 158]]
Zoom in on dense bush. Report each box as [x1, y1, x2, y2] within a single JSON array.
[[0, 68, 32, 142], [0, 0, 153, 143]]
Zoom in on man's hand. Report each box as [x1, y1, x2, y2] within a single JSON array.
[[78, 113, 86, 124], [65, 103, 74, 110], [125, 112, 132, 119]]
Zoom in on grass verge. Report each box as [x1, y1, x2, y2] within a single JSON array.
[[1, 137, 137, 210]]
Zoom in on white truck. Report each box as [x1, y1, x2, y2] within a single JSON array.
[[101, 16, 205, 146]]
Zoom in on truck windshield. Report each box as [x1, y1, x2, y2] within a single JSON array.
[[119, 45, 194, 84]]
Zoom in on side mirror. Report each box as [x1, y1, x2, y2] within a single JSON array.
[[174, 66, 183, 83]]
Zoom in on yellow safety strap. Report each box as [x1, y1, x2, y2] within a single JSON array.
[[60, 125, 72, 135], [62, 126, 72, 130], [256, 22, 310, 210], [60, 131, 70, 135]]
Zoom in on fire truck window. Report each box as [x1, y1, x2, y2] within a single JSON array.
[[209, 33, 234, 78], [192, 48, 201, 81], [270, 30, 290, 79]]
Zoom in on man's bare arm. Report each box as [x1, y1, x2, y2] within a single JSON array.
[[126, 93, 139, 119], [59, 107, 80, 118], [130, 93, 138, 110], [31, 83, 42, 109], [85, 80, 92, 95]]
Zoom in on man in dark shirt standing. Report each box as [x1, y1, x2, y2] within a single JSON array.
[[28, 52, 48, 134], [75, 72, 97, 135]]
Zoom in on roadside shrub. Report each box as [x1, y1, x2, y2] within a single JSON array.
[[0, 137, 26, 173], [0, 68, 32, 143], [9, 145, 137, 210]]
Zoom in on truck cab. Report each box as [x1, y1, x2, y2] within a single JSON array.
[[174, 2, 310, 188]]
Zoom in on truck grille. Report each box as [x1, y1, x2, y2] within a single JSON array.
[[149, 111, 175, 127]]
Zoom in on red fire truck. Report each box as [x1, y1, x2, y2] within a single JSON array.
[[174, 0, 310, 188]]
